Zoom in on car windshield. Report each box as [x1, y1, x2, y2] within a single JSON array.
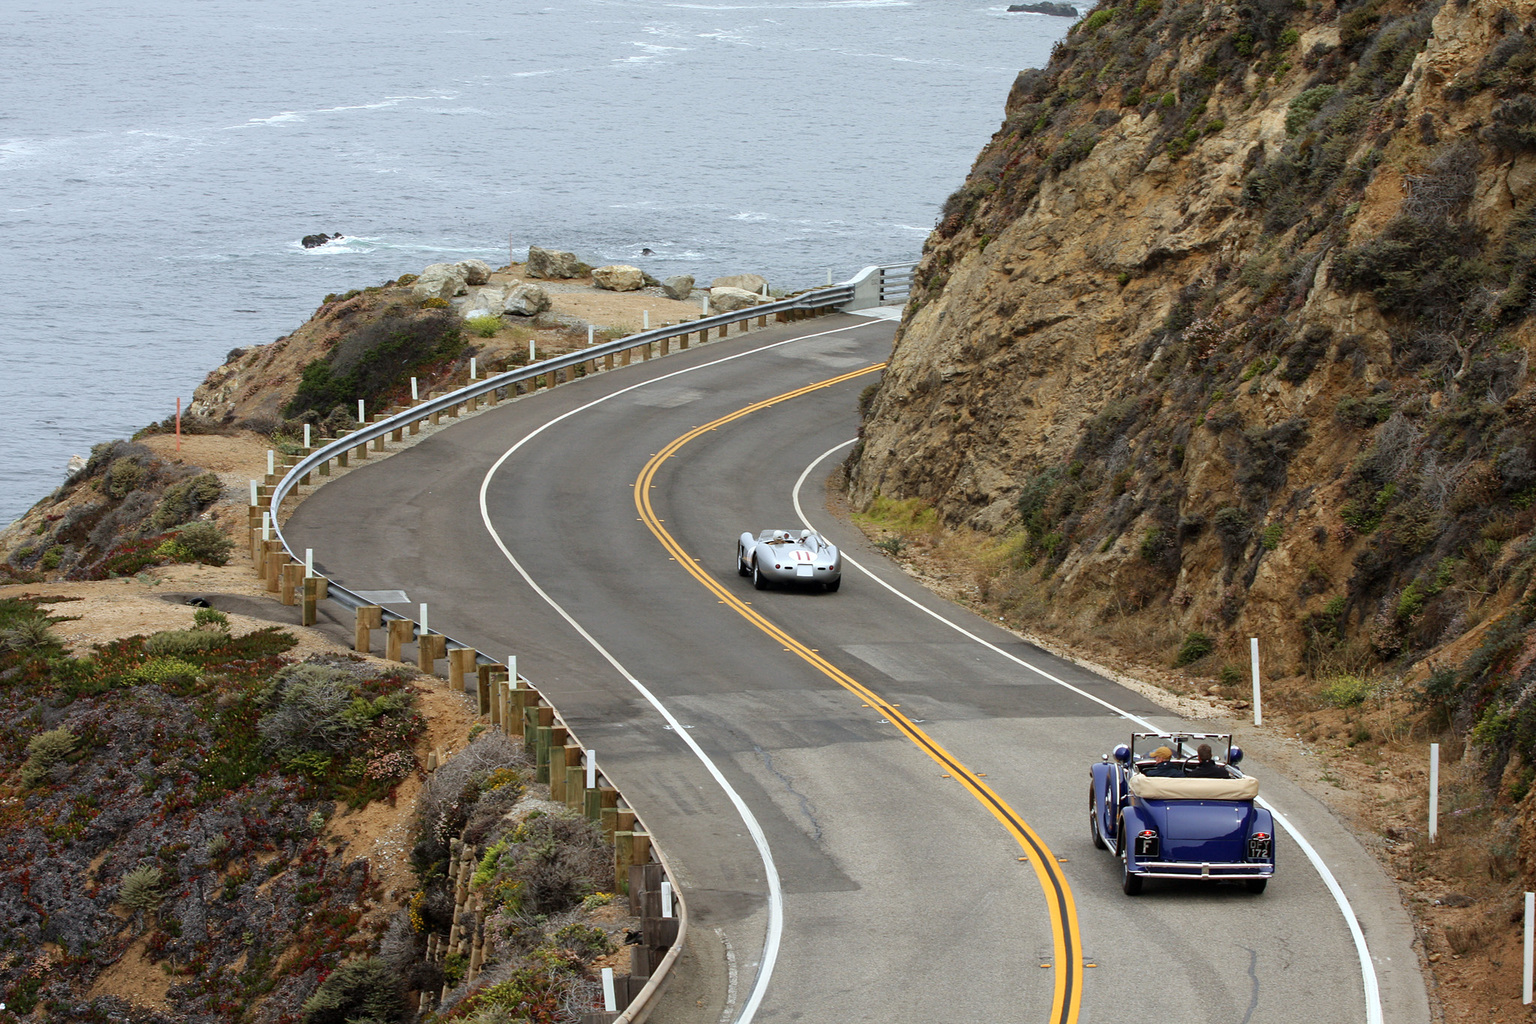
[[1131, 732, 1234, 767]]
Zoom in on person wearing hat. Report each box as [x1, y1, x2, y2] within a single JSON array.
[[1143, 745, 1179, 776]]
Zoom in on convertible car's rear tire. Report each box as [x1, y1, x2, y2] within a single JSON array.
[[738, 549, 750, 576], [1089, 787, 1107, 850], [752, 563, 769, 590], [1245, 878, 1268, 894], [825, 578, 840, 593], [1119, 828, 1143, 895]]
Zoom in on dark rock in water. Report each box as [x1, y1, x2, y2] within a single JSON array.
[[640, 247, 655, 256], [1007, 2, 1077, 15], [301, 232, 343, 249]]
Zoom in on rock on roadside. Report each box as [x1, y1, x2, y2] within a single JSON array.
[[525, 245, 590, 280], [592, 265, 645, 292]]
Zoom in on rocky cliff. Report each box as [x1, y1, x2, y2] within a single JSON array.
[[853, 0, 1536, 710]]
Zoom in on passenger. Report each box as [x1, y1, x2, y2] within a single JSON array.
[[1142, 746, 1179, 777], [1189, 743, 1228, 778]]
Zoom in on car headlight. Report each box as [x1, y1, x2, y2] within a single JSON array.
[[1135, 829, 1159, 858], [1247, 831, 1272, 860]]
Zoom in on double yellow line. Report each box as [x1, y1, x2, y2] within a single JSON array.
[[632, 365, 1083, 1024]]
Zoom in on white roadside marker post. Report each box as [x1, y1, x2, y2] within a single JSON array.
[[304, 549, 313, 578], [267, 449, 275, 476], [470, 357, 476, 380], [702, 295, 709, 316], [411, 377, 419, 401], [826, 268, 832, 285], [249, 479, 258, 506], [1429, 742, 1440, 843], [1250, 636, 1263, 727], [508, 654, 516, 683], [586, 751, 597, 791], [660, 880, 673, 919], [643, 310, 649, 330], [420, 603, 429, 638], [357, 399, 365, 424], [602, 967, 617, 1012], [1525, 891, 1533, 1004], [304, 423, 311, 449], [261, 512, 270, 542], [529, 338, 536, 363]]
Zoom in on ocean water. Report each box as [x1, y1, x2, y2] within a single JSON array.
[[0, 0, 1069, 526]]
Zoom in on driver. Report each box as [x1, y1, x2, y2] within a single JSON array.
[[1188, 743, 1227, 778]]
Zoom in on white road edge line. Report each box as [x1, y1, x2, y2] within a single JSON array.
[[477, 320, 873, 1024], [793, 439, 1384, 1024]]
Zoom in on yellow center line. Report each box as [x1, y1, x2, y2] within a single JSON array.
[[632, 364, 1083, 1024]]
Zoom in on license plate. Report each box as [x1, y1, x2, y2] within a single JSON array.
[[795, 564, 814, 578]]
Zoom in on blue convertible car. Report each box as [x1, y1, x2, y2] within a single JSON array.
[[1090, 731, 1274, 894]]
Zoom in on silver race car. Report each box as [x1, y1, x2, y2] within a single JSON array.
[[737, 529, 842, 592]]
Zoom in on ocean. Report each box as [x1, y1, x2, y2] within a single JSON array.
[[0, 0, 1070, 526]]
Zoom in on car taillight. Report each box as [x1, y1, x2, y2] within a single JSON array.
[[1247, 832, 1272, 860], [1135, 829, 1159, 858]]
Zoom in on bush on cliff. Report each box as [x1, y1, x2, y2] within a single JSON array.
[[285, 306, 464, 419]]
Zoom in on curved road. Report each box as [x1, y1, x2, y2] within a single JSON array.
[[285, 315, 1429, 1024]]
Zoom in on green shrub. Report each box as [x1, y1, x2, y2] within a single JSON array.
[[193, 607, 230, 630], [132, 657, 202, 688], [1175, 631, 1215, 666], [105, 457, 148, 499], [1285, 85, 1338, 136], [1081, 8, 1114, 32], [145, 629, 224, 657], [0, 617, 57, 651], [19, 727, 76, 787], [395, 273, 419, 286], [118, 864, 165, 912], [420, 296, 450, 309], [300, 957, 408, 1024], [170, 521, 235, 566], [466, 314, 503, 338], [1319, 674, 1372, 707], [551, 922, 613, 963], [1260, 523, 1284, 550], [151, 473, 223, 530]]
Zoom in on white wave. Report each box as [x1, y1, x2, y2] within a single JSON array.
[[245, 112, 306, 126], [730, 212, 771, 222], [613, 55, 659, 63], [633, 42, 688, 53]]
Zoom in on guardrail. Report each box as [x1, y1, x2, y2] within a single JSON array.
[[249, 259, 912, 1019]]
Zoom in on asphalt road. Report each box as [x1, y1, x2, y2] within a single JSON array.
[[284, 314, 1431, 1024]]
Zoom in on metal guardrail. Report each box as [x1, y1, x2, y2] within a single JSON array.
[[267, 260, 915, 635], [256, 259, 912, 1021]]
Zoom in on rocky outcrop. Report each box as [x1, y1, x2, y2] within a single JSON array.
[[850, 0, 1536, 681], [301, 232, 342, 248], [525, 246, 589, 280], [708, 286, 767, 313], [711, 273, 767, 295], [592, 265, 645, 292], [1007, 3, 1077, 15], [663, 275, 695, 301], [460, 259, 493, 286]]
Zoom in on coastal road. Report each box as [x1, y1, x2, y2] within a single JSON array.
[[283, 314, 1430, 1024]]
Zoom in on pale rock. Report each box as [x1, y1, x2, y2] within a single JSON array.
[[525, 246, 588, 280], [504, 283, 551, 316], [592, 265, 645, 292], [708, 286, 767, 312], [711, 273, 768, 295], [460, 283, 511, 312], [458, 259, 493, 286], [412, 263, 469, 300], [662, 275, 695, 300]]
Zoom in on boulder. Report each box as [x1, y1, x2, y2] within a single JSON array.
[[301, 232, 342, 249], [460, 283, 511, 312], [458, 259, 493, 286], [412, 262, 470, 300], [662, 275, 695, 300], [592, 265, 645, 292], [504, 283, 551, 316], [710, 273, 768, 295], [525, 246, 589, 280], [708, 286, 768, 312]]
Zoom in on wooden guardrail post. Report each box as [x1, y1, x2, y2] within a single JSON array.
[[448, 647, 476, 692], [386, 618, 413, 662], [549, 734, 573, 801], [659, 337, 670, 357], [418, 633, 446, 675], [280, 562, 302, 606], [301, 576, 319, 626], [476, 665, 499, 716], [355, 606, 383, 654], [264, 545, 284, 593]]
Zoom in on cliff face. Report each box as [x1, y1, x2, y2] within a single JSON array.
[[853, 0, 1536, 698]]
